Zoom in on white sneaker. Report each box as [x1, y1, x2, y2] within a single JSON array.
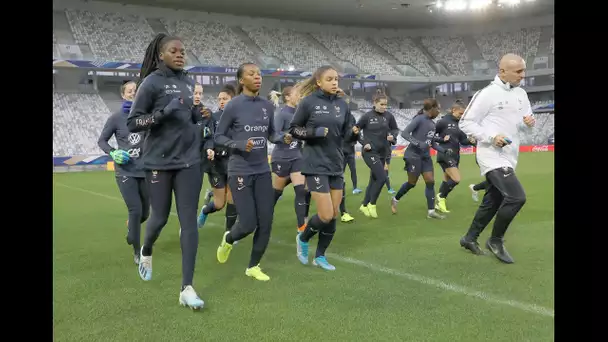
[[469, 184, 479, 202], [179, 285, 205, 310]]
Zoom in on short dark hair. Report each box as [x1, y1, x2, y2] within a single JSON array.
[[236, 62, 258, 95]]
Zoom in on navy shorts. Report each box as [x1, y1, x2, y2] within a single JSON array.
[[404, 154, 434, 174], [207, 158, 228, 189], [305, 175, 344, 193], [271, 158, 303, 178]]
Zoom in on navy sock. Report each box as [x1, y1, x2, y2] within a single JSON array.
[[203, 201, 217, 215], [425, 182, 435, 210], [473, 181, 489, 191], [273, 189, 283, 205], [225, 203, 237, 232], [440, 179, 459, 198], [301, 214, 324, 242], [304, 191, 312, 218], [385, 171, 392, 189], [294, 185, 307, 227], [395, 182, 415, 200], [316, 219, 336, 258]]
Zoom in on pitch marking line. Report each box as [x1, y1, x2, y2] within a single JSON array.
[[54, 182, 554, 318]]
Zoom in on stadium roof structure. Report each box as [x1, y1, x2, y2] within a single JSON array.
[[102, 0, 554, 29]]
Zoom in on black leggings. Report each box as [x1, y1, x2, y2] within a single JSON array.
[[362, 152, 387, 206], [116, 176, 150, 253], [226, 172, 275, 268], [143, 165, 202, 288]]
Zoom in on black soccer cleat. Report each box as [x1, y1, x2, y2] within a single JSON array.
[[459, 237, 486, 255], [486, 239, 514, 264]]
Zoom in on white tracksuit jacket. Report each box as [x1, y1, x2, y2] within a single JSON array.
[[459, 75, 534, 176]]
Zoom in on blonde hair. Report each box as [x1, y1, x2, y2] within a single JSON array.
[[298, 65, 336, 98], [268, 90, 281, 107]]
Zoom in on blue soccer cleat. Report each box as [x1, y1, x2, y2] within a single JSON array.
[[352, 188, 363, 194], [313, 256, 336, 271], [296, 233, 309, 265], [197, 206, 208, 229]]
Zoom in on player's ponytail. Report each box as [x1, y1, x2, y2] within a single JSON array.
[[268, 90, 281, 107]]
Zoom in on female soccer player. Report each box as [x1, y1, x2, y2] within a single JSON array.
[[288, 66, 360, 271], [127, 33, 204, 309], [357, 93, 400, 219], [98, 81, 149, 265], [197, 83, 238, 233], [269, 85, 310, 232], [214, 63, 289, 281], [434, 101, 477, 213], [390, 98, 446, 219]]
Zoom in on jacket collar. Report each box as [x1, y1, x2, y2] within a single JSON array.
[[492, 75, 516, 91]]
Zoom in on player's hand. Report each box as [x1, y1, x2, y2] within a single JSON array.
[[206, 149, 215, 161], [110, 149, 130, 165], [283, 133, 293, 144], [163, 97, 184, 115], [387, 134, 394, 142], [352, 126, 360, 135], [445, 149, 455, 157], [315, 127, 329, 137], [201, 107, 212, 118], [523, 115, 535, 127], [336, 88, 346, 97], [384, 163, 389, 171], [364, 144, 372, 151], [468, 136, 477, 144], [443, 135, 450, 142], [493, 134, 510, 148], [245, 139, 254, 152]]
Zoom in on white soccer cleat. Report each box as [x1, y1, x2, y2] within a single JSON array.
[[469, 184, 479, 202], [179, 285, 205, 310]]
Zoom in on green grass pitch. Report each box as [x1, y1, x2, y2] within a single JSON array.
[[53, 153, 554, 341]]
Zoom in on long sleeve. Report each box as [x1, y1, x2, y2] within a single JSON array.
[[355, 113, 370, 146], [343, 108, 358, 143], [267, 107, 282, 144], [272, 110, 287, 145], [214, 102, 247, 152], [126, 80, 162, 132], [203, 118, 215, 151], [516, 96, 535, 135], [288, 100, 322, 140], [400, 116, 423, 147], [458, 89, 496, 144], [388, 114, 400, 143], [98, 115, 116, 154]]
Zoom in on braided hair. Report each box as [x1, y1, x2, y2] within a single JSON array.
[[137, 33, 181, 87]]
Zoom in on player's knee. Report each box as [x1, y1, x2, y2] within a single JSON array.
[[450, 175, 461, 184], [140, 207, 150, 223], [506, 192, 526, 206], [318, 209, 334, 223]]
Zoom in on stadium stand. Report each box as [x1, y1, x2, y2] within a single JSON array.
[[52, 8, 554, 157], [310, 32, 402, 76], [161, 19, 255, 67], [474, 27, 541, 64], [53, 92, 113, 156], [420, 36, 470, 76], [65, 9, 155, 63], [374, 37, 438, 76], [243, 26, 332, 71]]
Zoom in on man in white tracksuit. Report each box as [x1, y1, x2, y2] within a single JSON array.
[[458, 53, 536, 264]]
